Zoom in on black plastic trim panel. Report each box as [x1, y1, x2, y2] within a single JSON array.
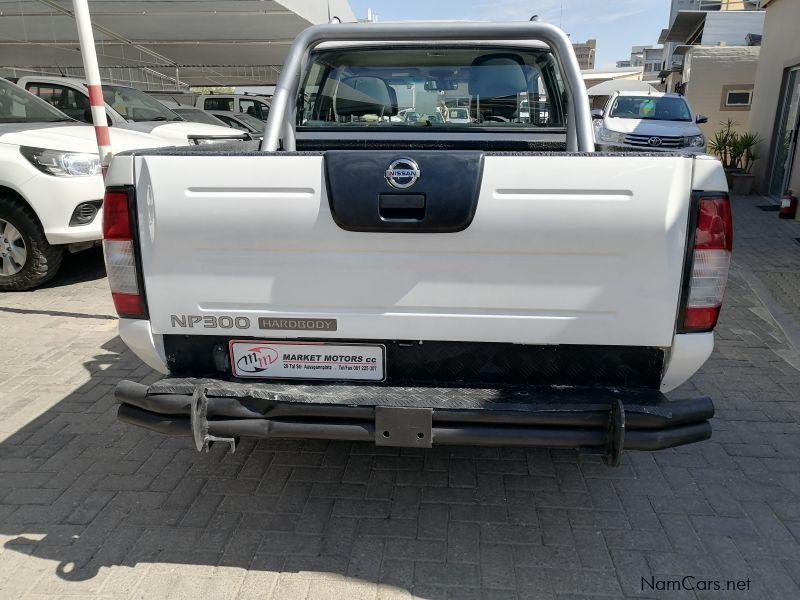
[[324, 150, 484, 233], [163, 337, 665, 389]]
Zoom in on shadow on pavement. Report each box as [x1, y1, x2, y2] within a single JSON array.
[[1, 321, 799, 598], [41, 246, 107, 289]]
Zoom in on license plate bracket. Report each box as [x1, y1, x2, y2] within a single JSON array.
[[229, 341, 385, 381], [375, 406, 433, 448]]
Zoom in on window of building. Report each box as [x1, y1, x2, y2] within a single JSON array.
[[725, 90, 752, 107], [720, 85, 754, 111]]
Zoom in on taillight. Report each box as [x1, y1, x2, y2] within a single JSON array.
[[103, 187, 147, 318], [681, 194, 732, 332]]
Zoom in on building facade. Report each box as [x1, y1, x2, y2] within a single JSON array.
[[658, 8, 764, 137], [682, 45, 761, 137], [642, 47, 665, 83], [749, 0, 800, 199], [572, 39, 597, 70]]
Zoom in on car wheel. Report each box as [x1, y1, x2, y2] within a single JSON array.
[[0, 201, 63, 291]]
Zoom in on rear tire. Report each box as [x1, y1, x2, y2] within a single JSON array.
[[0, 200, 63, 291]]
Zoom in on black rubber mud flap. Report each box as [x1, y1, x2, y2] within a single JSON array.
[[375, 406, 433, 448]]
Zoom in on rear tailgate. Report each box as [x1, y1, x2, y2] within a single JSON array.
[[133, 151, 693, 348]]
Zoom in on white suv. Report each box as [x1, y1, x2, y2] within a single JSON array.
[[195, 93, 271, 122], [0, 79, 168, 291], [593, 91, 708, 154]]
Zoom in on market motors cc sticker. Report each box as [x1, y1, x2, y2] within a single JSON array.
[[235, 345, 279, 374]]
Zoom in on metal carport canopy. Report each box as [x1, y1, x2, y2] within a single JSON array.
[[0, 1, 356, 86]]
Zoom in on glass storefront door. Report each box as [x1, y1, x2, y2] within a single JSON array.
[[769, 68, 800, 197]]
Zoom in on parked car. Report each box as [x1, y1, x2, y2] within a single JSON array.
[[207, 111, 265, 140], [195, 93, 271, 122], [107, 21, 729, 465], [17, 76, 246, 146], [0, 78, 168, 291], [396, 109, 444, 125], [519, 98, 549, 123], [593, 91, 708, 153], [446, 107, 472, 123]]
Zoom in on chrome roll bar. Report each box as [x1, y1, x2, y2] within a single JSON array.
[[261, 21, 594, 153]]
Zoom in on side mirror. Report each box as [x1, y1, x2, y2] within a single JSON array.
[[696, 115, 708, 124], [591, 109, 604, 120]]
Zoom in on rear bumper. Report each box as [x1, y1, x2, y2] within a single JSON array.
[[114, 378, 714, 465]]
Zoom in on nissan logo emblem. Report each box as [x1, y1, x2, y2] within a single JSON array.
[[648, 137, 663, 147], [385, 157, 421, 189]]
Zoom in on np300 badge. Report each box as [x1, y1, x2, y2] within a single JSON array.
[[385, 157, 421, 189]]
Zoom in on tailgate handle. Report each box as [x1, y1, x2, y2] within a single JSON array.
[[379, 194, 426, 221]]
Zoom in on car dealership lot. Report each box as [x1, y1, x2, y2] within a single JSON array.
[[1, 198, 799, 600]]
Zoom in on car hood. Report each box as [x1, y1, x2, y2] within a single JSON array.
[[0, 122, 170, 153], [602, 117, 702, 137], [120, 121, 245, 144]]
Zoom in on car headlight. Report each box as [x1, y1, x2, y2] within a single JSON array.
[[20, 146, 101, 177], [596, 126, 625, 144], [687, 135, 705, 148]]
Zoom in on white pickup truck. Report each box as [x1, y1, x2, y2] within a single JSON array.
[[0, 78, 168, 290], [106, 21, 730, 465]]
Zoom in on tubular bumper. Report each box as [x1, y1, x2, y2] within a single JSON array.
[[114, 379, 714, 466]]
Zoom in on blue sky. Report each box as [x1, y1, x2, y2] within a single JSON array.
[[348, 0, 671, 68]]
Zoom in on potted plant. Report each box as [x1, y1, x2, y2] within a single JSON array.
[[707, 119, 740, 187], [707, 120, 761, 194], [729, 132, 761, 195]]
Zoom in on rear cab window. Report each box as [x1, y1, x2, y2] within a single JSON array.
[[238, 98, 269, 121], [297, 45, 567, 132], [204, 97, 234, 111]]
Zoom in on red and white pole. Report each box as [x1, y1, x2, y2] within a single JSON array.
[[71, 0, 112, 173]]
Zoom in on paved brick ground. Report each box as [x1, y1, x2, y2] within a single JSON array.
[[1, 197, 799, 600]]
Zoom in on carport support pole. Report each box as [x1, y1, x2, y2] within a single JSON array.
[[71, 0, 113, 172]]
